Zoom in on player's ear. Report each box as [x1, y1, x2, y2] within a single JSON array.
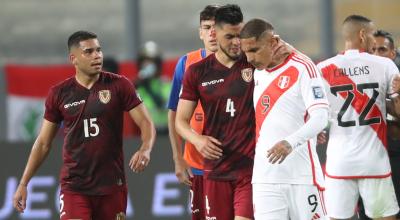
[[199, 27, 203, 40], [271, 34, 279, 48], [69, 53, 77, 65], [390, 49, 397, 60], [359, 28, 366, 43]]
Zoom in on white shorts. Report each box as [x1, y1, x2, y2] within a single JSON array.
[[325, 176, 399, 219], [253, 183, 327, 220]]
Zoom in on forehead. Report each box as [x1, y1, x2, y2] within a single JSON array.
[[374, 36, 390, 46], [200, 20, 215, 26], [217, 23, 243, 34], [78, 38, 100, 49], [241, 37, 259, 50]]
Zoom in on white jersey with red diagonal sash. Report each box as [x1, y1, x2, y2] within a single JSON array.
[[317, 50, 399, 178], [252, 52, 329, 188]]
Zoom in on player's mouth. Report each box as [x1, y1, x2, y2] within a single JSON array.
[[230, 47, 240, 53], [91, 62, 102, 68]]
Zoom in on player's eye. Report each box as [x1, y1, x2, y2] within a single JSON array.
[[378, 47, 388, 52], [84, 49, 94, 54]]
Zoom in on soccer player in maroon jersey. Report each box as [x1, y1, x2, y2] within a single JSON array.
[[168, 4, 219, 220], [12, 31, 156, 220], [176, 4, 255, 220]]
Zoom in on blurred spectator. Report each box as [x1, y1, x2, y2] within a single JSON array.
[[135, 41, 170, 133]]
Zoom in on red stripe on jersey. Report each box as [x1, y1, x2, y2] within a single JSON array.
[[255, 66, 299, 141], [292, 54, 318, 78], [325, 172, 392, 179], [307, 141, 325, 191], [318, 190, 327, 215], [320, 63, 387, 148], [292, 56, 314, 78], [306, 103, 329, 112]]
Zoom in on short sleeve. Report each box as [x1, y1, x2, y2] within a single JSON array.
[[386, 59, 400, 95], [180, 64, 200, 102], [300, 63, 330, 113], [119, 76, 143, 111], [167, 55, 187, 111], [44, 87, 63, 123]]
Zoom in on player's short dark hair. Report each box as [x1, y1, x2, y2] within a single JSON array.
[[215, 4, 243, 27], [240, 18, 274, 40], [68, 30, 98, 51], [200, 5, 220, 23], [343, 14, 371, 25], [374, 29, 395, 49]]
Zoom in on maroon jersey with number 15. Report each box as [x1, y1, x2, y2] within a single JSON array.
[[44, 71, 142, 195], [180, 54, 255, 181]]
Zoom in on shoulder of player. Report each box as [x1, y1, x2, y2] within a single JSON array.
[[289, 53, 319, 78], [364, 53, 396, 66], [176, 48, 203, 67], [186, 53, 214, 72], [315, 55, 341, 70], [50, 76, 76, 92], [100, 71, 131, 83]]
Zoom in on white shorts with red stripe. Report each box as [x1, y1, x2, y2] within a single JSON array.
[[253, 183, 327, 220], [325, 176, 399, 219]]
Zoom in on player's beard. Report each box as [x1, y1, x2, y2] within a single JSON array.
[[220, 45, 240, 61]]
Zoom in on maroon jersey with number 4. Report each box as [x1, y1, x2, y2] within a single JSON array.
[[180, 54, 255, 180], [44, 71, 142, 195]]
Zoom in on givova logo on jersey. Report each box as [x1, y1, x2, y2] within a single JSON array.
[[99, 90, 111, 104], [278, 76, 290, 89]]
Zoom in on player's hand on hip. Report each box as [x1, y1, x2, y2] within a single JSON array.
[[129, 148, 151, 173], [195, 135, 222, 160], [174, 157, 193, 186], [13, 184, 27, 213], [267, 140, 293, 164]]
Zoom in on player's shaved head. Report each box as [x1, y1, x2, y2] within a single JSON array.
[[342, 15, 373, 41], [240, 18, 274, 41]]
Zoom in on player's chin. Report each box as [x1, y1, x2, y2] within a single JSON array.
[[254, 63, 266, 70], [229, 52, 241, 60], [90, 66, 102, 73]]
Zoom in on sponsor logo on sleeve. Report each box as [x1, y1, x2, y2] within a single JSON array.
[[312, 86, 325, 99]]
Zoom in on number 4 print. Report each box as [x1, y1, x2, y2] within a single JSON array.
[[226, 98, 236, 117], [205, 195, 211, 215]]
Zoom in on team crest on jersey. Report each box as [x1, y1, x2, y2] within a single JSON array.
[[241, 68, 253, 82], [278, 76, 290, 89], [98, 90, 111, 104]]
